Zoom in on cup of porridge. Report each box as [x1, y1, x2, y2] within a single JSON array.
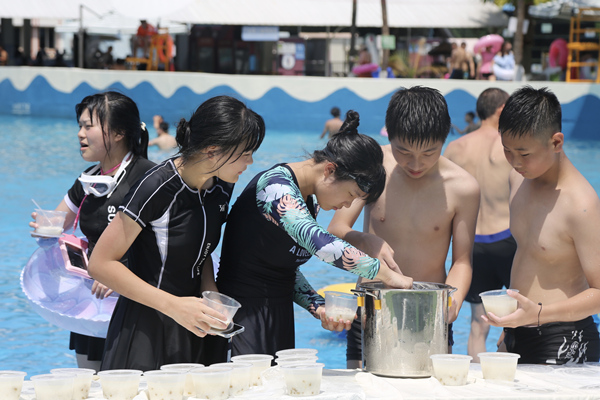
[[430, 354, 472, 386], [0, 371, 27, 400], [479, 289, 519, 318]]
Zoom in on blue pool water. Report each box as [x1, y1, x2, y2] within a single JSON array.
[[1, 115, 599, 376]]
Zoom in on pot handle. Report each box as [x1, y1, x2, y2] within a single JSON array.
[[351, 288, 380, 309]]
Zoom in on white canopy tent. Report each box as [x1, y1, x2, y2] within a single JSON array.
[[529, 0, 600, 19], [158, 0, 507, 28]]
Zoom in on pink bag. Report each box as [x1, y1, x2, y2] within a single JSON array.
[[58, 234, 91, 279]]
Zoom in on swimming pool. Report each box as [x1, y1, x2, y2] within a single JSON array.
[[1, 114, 599, 376]]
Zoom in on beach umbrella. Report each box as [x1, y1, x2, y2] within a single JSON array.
[[473, 34, 504, 54]]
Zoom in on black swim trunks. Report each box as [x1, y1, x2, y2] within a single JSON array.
[[465, 230, 516, 304], [504, 316, 600, 364]]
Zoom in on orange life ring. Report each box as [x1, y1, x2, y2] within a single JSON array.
[[153, 34, 173, 64]]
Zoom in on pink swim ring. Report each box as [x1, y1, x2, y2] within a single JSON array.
[[21, 242, 117, 338], [352, 63, 379, 75]]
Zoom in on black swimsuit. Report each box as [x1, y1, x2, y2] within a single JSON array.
[[100, 159, 233, 371]]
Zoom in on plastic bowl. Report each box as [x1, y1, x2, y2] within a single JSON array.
[[31, 373, 75, 400], [0, 371, 27, 400], [280, 363, 325, 396], [231, 354, 273, 386], [212, 362, 253, 396], [324, 291, 358, 322], [201, 291, 241, 332], [160, 363, 204, 397], [50, 368, 95, 400], [276, 356, 319, 367], [478, 352, 521, 381], [479, 289, 519, 318], [143, 370, 186, 400], [34, 209, 67, 237], [190, 366, 232, 400], [430, 354, 472, 386], [275, 348, 318, 359], [97, 369, 142, 400]]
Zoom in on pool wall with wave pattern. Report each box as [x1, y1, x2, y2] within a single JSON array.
[[1, 67, 599, 140]]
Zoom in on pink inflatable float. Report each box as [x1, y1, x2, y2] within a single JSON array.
[[21, 242, 117, 338], [549, 38, 568, 70], [352, 63, 379, 76], [474, 34, 504, 55]]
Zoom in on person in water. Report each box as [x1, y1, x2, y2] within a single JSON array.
[[209, 110, 412, 361], [88, 95, 266, 371], [29, 91, 154, 371]]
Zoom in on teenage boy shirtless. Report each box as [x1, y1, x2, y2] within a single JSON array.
[[444, 88, 515, 362], [328, 86, 480, 368], [485, 86, 600, 364]]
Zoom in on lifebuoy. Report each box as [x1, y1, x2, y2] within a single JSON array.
[[549, 38, 568, 70], [352, 63, 379, 76], [21, 241, 117, 338], [153, 34, 173, 64]]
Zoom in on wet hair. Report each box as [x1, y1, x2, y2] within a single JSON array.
[[159, 121, 169, 133], [385, 86, 451, 146], [175, 95, 265, 168], [312, 110, 385, 204], [476, 87, 509, 121], [465, 111, 476, 120], [499, 86, 561, 141], [76, 91, 149, 158], [330, 107, 341, 118]]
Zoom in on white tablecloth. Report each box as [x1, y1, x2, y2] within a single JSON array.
[[19, 363, 600, 400]]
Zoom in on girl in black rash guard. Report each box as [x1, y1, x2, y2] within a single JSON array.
[[211, 111, 413, 360], [88, 96, 265, 371], [29, 91, 154, 371]]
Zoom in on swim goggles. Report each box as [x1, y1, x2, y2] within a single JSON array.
[[78, 152, 133, 198]]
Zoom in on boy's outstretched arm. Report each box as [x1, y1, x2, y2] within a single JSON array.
[[446, 179, 480, 323], [328, 199, 401, 277]]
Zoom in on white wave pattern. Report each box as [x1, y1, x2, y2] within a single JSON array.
[[257, 183, 291, 203], [0, 66, 596, 104], [315, 241, 345, 264]]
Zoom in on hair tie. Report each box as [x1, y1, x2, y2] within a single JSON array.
[[141, 121, 146, 130]]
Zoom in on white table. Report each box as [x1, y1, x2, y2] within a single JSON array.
[[19, 363, 600, 400]]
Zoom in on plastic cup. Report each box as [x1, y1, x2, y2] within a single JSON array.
[[97, 369, 142, 400], [280, 363, 324, 396], [201, 291, 241, 332], [430, 354, 472, 386], [189, 366, 232, 400], [325, 291, 358, 322], [160, 363, 204, 398], [144, 370, 186, 400], [212, 362, 252, 396], [275, 356, 319, 367], [0, 371, 27, 400], [34, 209, 67, 237], [479, 289, 519, 317], [478, 352, 521, 381], [50, 368, 95, 400], [275, 348, 318, 360], [230, 354, 273, 386], [31, 373, 75, 400]]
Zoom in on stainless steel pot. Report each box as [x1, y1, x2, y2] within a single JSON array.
[[354, 281, 456, 378]]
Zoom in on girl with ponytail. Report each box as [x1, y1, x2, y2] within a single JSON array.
[[29, 91, 155, 371], [210, 110, 412, 360], [88, 95, 265, 370]]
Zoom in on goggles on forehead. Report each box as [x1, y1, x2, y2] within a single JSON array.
[[348, 173, 372, 194], [78, 152, 132, 198]]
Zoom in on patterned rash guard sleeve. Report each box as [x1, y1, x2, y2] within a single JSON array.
[[294, 269, 325, 318], [256, 165, 380, 279]]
